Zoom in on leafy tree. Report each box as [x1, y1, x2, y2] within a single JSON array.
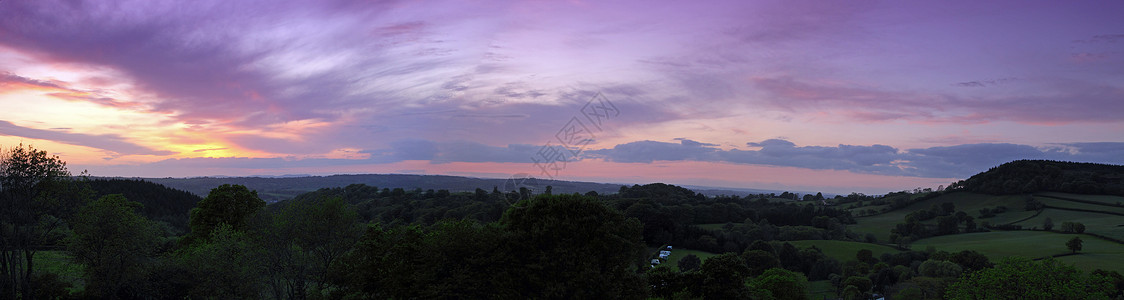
[[947, 257, 1113, 299], [963, 217, 977, 232], [187, 184, 265, 241], [918, 259, 962, 278], [749, 267, 809, 300], [856, 249, 876, 265], [646, 267, 692, 299], [677, 254, 701, 272], [1092, 269, 1124, 298], [67, 194, 160, 299], [335, 221, 517, 299], [698, 253, 751, 299], [176, 224, 266, 299], [501, 194, 646, 299], [870, 267, 899, 295], [894, 286, 923, 300], [741, 249, 781, 277], [0, 144, 89, 299], [265, 196, 363, 298], [1043, 217, 1054, 231], [950, 250, 992, 273], [936, 215, 960, 235], [85, 179, 201, 234], [842, 285, 863, 300], [1067, 236, 1084, 254]]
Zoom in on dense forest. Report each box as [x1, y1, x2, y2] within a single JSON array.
[[2, 144, 1122, 299], [951, 160, 1124, 196], [84, 179, 201, 235]]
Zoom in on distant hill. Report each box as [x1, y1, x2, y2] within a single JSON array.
[[141, 174, 630, 202], [85, 178, 202, 234], [678, 184, 821, 198], [953, 160, 1124, 196]]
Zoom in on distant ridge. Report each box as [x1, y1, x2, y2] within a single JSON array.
[[134, 174, 800, 202], [141, 174, 628, 202], [954, 160, 1124, 196]]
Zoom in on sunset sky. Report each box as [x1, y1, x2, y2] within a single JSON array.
[[2, 0, 1122, 194]]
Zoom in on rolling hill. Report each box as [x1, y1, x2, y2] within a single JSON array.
[[953, 160, 1124, 196], [845, 160, 1124, 274]]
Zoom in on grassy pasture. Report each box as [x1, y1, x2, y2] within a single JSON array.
[[34, 250, 85, 293], [808, 280, 836, 299], [851, 192, 1037, 241], [1037, 192, 1124, 206], [787, 240, 900, 263], [1011, 208, 1124, 240], [1035, 195, 1124, 215], [911, 231, 1124, 273]]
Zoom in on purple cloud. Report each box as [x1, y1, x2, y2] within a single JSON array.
[[750, 76, 1124, 124]]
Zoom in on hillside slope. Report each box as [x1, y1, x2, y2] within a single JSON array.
[[953, 160, 1124, 195], [86, 178, 202, 234]]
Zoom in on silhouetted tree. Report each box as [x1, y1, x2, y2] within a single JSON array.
[[678, 254, 701, 272], [1067, 236, 1084, 254]]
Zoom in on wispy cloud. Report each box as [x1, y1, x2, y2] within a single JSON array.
[[2, 0, 1122, 192], [0, 121, 173, 156], [750, 76, 1124, 124]]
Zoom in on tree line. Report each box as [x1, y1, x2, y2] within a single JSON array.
[[3, 144, 1123, 299]]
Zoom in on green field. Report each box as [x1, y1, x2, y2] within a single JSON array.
[[787, 240, 900, 263], [1011, 208, 1124, 240], [851, 192, 1037, 241], [808, 280, 836, 299], [911, 231, 1124, 273], [1036, 195, 1124, 215], [655, 248, 720, 272], [1037, 192, 1124, 207], [34, 251, 85, 293]]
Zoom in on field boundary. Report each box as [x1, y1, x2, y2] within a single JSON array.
[[1036, 194, 1123, 208], [1041, 205, 1124, 217], [1001, 209, 1043, 226]]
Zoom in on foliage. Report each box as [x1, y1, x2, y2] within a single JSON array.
[[85, 179, 201, 235], [677, 254, 701, 272], [67, 194, 160, 298], [1092, 269, 1124, 298], [337, 194, 647, 299], [748, 267, 809, 300], [893, 286, 923, 300], [952, 160, 1124, 195], [0, 144, 89, 299], [946, 257, 1113, 299], [741, 250, 780, 277], [187, 184, 265, 242], [1067, 236, 1084, 254], [264, 195, 363, 298], [949, 250, 992, 273], [176, 224, 266, 299], [286, 183, 509, 226], [1061, 221, 1087, 233], [918, 259, 962, 278], [501, 194, 647, 299], [697, 253, 751, 299]]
